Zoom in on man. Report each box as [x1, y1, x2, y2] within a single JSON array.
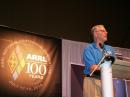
[[83, 24, 115, 97]]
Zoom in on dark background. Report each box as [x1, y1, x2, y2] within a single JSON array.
[[0, 0, 130, 48]]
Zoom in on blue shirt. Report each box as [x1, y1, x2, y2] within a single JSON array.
[[83, 42, 115, 75]]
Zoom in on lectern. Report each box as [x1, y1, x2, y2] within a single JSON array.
[[112, 59, 130, 97], [112, 59, 130, 79]]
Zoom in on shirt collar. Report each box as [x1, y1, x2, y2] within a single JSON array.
[[92, 42, 99, 49], [92, 42, 106, 51]]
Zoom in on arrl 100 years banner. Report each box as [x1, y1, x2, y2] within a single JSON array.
[[0, 26, 62, 97]]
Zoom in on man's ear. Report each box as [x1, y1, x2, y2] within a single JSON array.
[[94, 32, 97, 39]]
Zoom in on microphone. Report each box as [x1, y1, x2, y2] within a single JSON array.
[[104, 51, 115, 64], [104, 51, 112, 56]]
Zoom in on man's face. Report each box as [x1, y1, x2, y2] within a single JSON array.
[[94, 26, 108, 43]]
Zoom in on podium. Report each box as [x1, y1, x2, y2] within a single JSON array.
[[112, 59, 130, 79], [112, 59, 130, 97], [71, 58, 130, 97], [95, 58, 130, 97]]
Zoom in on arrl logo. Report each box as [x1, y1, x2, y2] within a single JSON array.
[[1, 40, 51, 91], [26, 54, 48, 80], [7, 40, 49, 80], [8, 53, 48, 80]]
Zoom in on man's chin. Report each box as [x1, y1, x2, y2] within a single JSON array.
[[104, 38, 107, 42]]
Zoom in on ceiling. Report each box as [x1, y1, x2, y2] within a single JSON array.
[[0, 0, 130, 48]]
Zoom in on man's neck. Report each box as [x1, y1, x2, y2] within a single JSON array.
[[96, 42, 104, 50]]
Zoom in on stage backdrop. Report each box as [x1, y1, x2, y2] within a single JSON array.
[[0, 26, 62, 97]]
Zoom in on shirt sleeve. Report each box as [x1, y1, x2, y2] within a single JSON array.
[[83, 47, 96, 71]]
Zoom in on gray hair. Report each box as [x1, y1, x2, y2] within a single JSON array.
[[91, 24, 105, 34]]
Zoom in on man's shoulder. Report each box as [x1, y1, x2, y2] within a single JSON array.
[[104, 44, 114, 49], [104, 44, 115, 52], [84, 43, 94, 50]]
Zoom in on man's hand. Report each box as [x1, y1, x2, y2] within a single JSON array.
[[90, 64, 100, 72]]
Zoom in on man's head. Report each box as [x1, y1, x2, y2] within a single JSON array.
[[91, 24, 108, 44]]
